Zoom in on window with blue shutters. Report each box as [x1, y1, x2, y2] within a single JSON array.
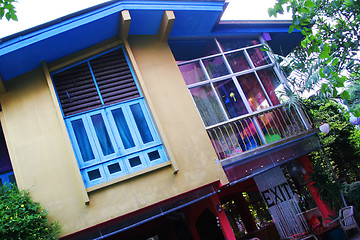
[[52, 48, 168, 188]]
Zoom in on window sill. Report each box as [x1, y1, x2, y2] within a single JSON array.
[[86, 161, 172, 193]]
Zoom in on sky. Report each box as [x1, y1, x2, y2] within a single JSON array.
[[0, 0, 292, 39]]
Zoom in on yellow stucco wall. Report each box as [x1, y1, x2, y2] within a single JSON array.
[[0, 36, 228, 237]]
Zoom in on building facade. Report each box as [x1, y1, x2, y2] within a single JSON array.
[[0, 1, 333, 239]]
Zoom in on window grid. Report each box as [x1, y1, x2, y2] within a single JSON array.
[[178, 38, 278, 129], [53, 48, 168, 188]]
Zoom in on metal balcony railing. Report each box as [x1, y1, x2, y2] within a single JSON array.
[[206, 105, 313, 160]]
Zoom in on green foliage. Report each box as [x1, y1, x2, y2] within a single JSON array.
[[305, 99, 360, 182], [345, 78, 360, 113], [307, 160, 344, 212], [344, 181, 360, 211], [0, 0, 17, 21], [350, 127, 360, 155], [0, 185, 61, 240], [269, 0, 360, 117]]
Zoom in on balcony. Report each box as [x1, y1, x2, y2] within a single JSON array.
[[206, 104, 315, 162], [175, 37, 320, 174]]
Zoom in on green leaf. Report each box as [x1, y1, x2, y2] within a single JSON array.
[[332, 58, 339, 66], [10, 12, 17, 21], [319, 51, 330, 59], [304, 0, 316, 8], [4, 3, 14, 10], [319, 68, 325, 78], [332, 88, 338, 98], [344, 0, 353, 6], [323, 43, 331, 52], [301, 18, 311, 25], [0, 8, 4, 19], [280, 0, 290, 4], [354, 110, 360, 117], [5, 11, 10, 20], [300, 7, 310, 14], [301, 39, 307, 47], [321, 83, 329, 93], [294, 25, 302, 31], [289, 24, 295, 33], [268, 8, 276, 17], [340, 90, 350, 100]]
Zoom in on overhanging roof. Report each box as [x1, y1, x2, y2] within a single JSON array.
[[0, 0, 301, 82], [0, 0, 225, 81], [169, 20, 303, 60]]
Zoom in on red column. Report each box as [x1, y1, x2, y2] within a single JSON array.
[[210, 195, 237, 240], [298, 155, 336, 225]]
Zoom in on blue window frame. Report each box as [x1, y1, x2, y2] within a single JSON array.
[[0, 170, 16, 186], [52, 48, 168, 188]]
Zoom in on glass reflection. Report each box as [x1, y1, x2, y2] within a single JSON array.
[[226, 51, 251, 73], [203, 56, 229, 79], [179, 61, 206, 85], [213, 79, 248, 118], [71, 119, 95, 162], [247, 47, 271, 67], [190, 85, 226, 126], [91, 114, 114, 156], [237, 73, 270, 111], [257, 68, 282, 105]]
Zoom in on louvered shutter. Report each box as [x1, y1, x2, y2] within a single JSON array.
[[90, 49, 140, 106], [52, 63, 102, 116]]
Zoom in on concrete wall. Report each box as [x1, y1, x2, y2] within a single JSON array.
[[0, 36, 228, 237]]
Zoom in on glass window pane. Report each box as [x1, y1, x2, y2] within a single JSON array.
[[257, 68, 282, 105], [226, 51, 251, 73], [88, 169, 101, 180], [148, 150, 160, 161], [112, 108, 135, 149], [237, 73, 270, 111], [247, 47, 271, 67], [190, 85, 227, 126], [218, 38, 260, 52], [129, 156, 141, 167], [178, 62, 207, 85], [108, 163, 121, 174], [130, 103, 154, 144], [203, 56, 229, 79], [213, 79, 248, 118], [71, 119, 95, 162], [91, 114, 114, 156]]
